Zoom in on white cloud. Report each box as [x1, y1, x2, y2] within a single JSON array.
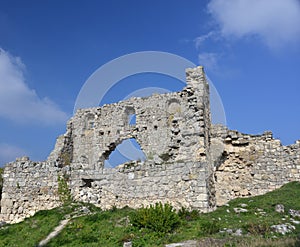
[[0, 48, 68, 124], [207, 0, 300, 49], [194, 31, 217, 49], [198, 52, 220, 71], [0, 143, 27, 165]]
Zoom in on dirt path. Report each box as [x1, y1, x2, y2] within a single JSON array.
[[38, 219, 70, 246]]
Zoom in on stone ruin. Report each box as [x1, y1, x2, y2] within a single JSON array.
[[0, 66, 299, 223]]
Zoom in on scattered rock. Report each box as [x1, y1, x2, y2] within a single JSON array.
[[153, 154, 163, 164], [289, 209, 300, 218], [165, 240, 198, 247], [275, 204, 285, 213], [80, 206, 91, 214], [271, 223, 295, 235], [220, 228, 243, 236], [234, 208, 248, 213], [0, 221, 7, 227], [290, 219, 300, 225], [233, 228, 243, 236], [123, 242, 132, 247]]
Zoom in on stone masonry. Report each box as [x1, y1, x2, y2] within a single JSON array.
[[0, 66, 299, 223], [211, 125, 300, 206], [0, 66, 215, 223], [0, 157, 62, 223]]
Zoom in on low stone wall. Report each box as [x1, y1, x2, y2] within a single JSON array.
[[0, 158, 214, 223], [69, 160, 214, 212], [0, 157, 61, 223], [212, 125, 300, 206]]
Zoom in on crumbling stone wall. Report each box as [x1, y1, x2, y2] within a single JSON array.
[[1, 66, 299, 224], [212, 125, 300, 206], [48, 67, 211, 168], [70, 160, 211, 211], [52, 66, 214, 211], [0, 157, 62, 223], [1, 66, 215, 223]]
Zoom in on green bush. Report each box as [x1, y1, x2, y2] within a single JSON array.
[[178, 207, 200, 221], [198, 220, 220, 235], [130, 202, 180, 234], [59, 151, 71, 166]]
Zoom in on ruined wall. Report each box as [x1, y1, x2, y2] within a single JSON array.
[[1, 65, 299, 224], [48, 67, 211, 168], [212, 125, 300, 206], [55, 66, 214, 212], [1, 66, 215, 223], [0, 157, 62, 223], [70, 160, 210, 211]]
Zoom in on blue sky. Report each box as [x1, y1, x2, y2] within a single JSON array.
[[0, 0, 300, 165]]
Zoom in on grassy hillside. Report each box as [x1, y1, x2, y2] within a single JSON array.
[[0, 182, 300, 247]]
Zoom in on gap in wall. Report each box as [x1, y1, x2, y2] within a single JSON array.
[[104, 138, 146, 168]]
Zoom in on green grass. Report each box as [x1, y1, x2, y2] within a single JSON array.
[[0, 182, 300, 247], [0, 203, 100, 247], [0, 206, 67, 246]]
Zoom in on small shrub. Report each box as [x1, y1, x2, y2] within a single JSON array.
[[59, 151, 71, 166], [130, 202, 180, 234], [178, 207, 200, 221], [110, 205, 118, 212], [119, 233, 135, 243], [245, 222, 271, 236], [58, 175, 72, 204], [198, 220, 220, 235], [80, 234, 98, 243]]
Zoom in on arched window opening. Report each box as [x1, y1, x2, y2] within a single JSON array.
[[124, 106, 136, 126], [104, 138, 146, 168], [128, 114, 136, 125]]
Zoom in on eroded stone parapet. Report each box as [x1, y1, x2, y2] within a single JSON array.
[[212, 125, 300, 206]]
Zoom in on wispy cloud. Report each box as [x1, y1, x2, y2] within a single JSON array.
[[198, 52, 220, 71], [0, 48, 68, 125], [0, 143, 27, 165], [207, 0, 300, 49], [194, 31, 217, 50]]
